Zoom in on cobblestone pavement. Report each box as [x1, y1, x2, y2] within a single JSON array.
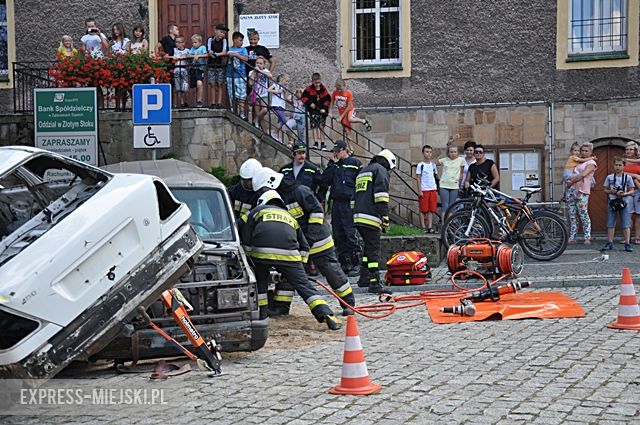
[[4, 286, 640, 424]]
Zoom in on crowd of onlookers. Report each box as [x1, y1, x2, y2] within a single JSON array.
[[57, 19, 372, 151], [58, 20, 640, 249]]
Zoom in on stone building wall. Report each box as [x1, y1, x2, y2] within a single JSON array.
[[14, 0, 148, 62], [0, 110, 290, 174]]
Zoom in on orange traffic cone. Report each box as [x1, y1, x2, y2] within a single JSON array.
[[329, 315, 382, 395], [608, 268, 640, 331]]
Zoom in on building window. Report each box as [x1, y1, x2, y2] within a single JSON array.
[[569, 0, 627, 55], [0, 0, 8, 81], [351, 0, 401, 66]]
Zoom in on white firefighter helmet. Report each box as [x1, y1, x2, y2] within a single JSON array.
[[252, 167, 283, 191], [239, 158, 262, 179], [377, 149, 397, 169], [257, 189, 283, 207]]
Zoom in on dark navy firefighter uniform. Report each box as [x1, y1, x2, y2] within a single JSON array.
[[228, 180, 260, 220], [272, 180, 356, 315], [353, 157, 392, 293], [279, 161, 327, 202], [322, 155, 362, 271], [240, 199, 340, 327]]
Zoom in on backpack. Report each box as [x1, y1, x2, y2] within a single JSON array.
[[418, 162, 439, 190], [384, 251, 432, 285]]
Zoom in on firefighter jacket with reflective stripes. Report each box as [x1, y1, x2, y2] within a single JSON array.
[[279, 161, 327, 201], [353, 161, 390, 230], [228, 181, 260, 219], [279, 184, 334, 256], [240, 204, 310, 264], [322, 156, 362, 201]]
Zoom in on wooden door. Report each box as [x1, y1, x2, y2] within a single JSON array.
[[590, 145, 625, 233], [158, 0, 227, 42]]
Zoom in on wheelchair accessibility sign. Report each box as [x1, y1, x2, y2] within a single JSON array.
[[134, 125, 171, 148], [132, 83, 171, 149]]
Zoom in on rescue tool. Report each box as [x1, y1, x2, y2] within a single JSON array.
[[441, 281, 532, 316], [139, 288, 223, 375]]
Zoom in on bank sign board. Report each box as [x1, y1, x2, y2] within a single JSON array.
[[34, 88, 99, 166]]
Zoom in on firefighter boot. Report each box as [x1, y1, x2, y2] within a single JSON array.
[[324, 314, 343, 330], [311, 304, 342, 331], [338, 253, 351, 275], [347, 252, 361, 278], [368, 273, 392, 295], [269, 301, 291, 317], [357, 261, 370, 287], [341, 292, 356, 316]]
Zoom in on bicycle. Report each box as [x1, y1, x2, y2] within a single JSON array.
[[442, 181, 568, 261]]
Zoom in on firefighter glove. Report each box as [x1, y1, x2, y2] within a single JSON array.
[[381, 215, 390, 231]]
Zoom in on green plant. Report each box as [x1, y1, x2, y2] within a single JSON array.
[[210, 166, 239, 187], [384, 224, 426, 237]]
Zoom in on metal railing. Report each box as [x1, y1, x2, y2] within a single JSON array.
[[13, 58, 424, 226]]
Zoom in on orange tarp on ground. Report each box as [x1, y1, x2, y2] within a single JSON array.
[[426, 292, 586, 324]]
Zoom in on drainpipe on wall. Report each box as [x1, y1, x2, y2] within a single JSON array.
[[548, 102, 555, 201]]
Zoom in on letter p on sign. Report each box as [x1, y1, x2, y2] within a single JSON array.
[[132, 84, 172, 125], [142, 89, 163, 119]]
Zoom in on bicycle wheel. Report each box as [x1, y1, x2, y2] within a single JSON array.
[[442, 210, 492, 248], [444, 198, 493, 230], [516, 210, 568, 261]]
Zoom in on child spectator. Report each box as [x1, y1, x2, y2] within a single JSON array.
[[435, 138, 465, 217], [268, 74, 291, 143], [80, 18, 109, 58], [284, 87, 307, 145], [245, 31, 276, 121], [171, 36, 189, 108], [459, 140, 476, 198], [301, 73, 331, 151], [56, 35, 77, 58], [226, 32, 249, 119], [110, 23, 130, 54], [416, 145, 439, 233], [601, 157, 636, 252], [563, 142, 596, 200], [130, 24, 149, 54], [248, 56, 272, 131], [330, 78, 371, 148], [157, 23, 179, 57], [188, 34, 207, 108], [206, 23, 228, 107]]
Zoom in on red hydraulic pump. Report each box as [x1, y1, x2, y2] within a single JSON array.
[[447, 238, 524, 277]]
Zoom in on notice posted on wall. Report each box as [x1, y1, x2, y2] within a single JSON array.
[[239, 14, 280, 48], [512, 173, 525, 191]]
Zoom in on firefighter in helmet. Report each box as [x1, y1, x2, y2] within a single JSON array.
[[228, 158, 262, 220], [353, 149, 397, 294], [252, 167, 357, 316], [239, 187, 342, 330]]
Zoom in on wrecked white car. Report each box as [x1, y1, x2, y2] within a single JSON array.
[[0, 147, 202, 379], [99, 159, 267, 362]]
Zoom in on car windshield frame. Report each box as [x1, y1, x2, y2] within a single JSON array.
[[170, 187, 235, 243]]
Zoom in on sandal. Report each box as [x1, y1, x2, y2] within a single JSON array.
[[364, 119, 372, 132], [568, 238, 577, 244], [584, 239, 592, 245], [634, 240, 640, 245]]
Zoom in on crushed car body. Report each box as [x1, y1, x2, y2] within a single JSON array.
[[99, 159, 267, 362], [0, 147, 203, 379]]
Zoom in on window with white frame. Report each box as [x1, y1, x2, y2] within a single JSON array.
[[569, 0, 627, 55], [0, 1, 8, 81], [351, 0, 401, 66]]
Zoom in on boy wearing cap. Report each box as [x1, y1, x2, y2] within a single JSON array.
[[322, 140, 362, 276], [207, 23, 228, 107], [279, 143, 327, 202]]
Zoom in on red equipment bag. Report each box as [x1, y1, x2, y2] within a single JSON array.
[[384, 251, 431, 285]]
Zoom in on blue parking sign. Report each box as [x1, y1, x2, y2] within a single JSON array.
[[132, 84, 172, 125]]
